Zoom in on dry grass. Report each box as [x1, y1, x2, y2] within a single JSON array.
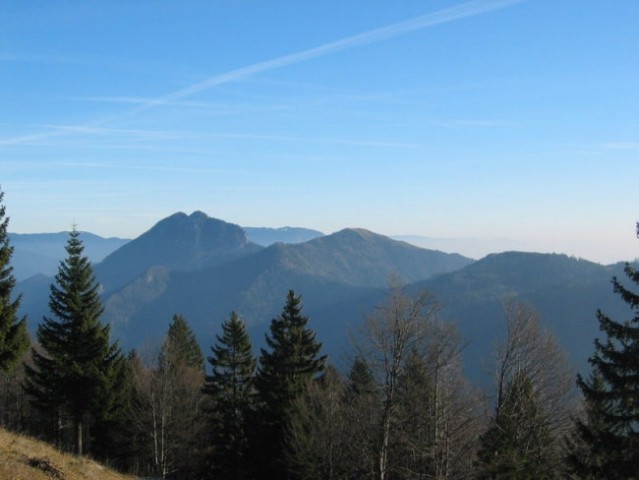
[[0, 426, 136, 480]]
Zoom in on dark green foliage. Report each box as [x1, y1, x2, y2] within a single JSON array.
[[203, 311, 256, 480], [348, 356, 377, 397], [574, 261, 639, 478], [164, 313, 205, 370], [393, 349, 436, 476], [90, 351, 137, 470], [256, 290, 326, 416], [476, 372, 555, 479], [254, 290, 326, 478], [23, 229, 125, 456], [0, 189, 29, 373], [287, 366, 348, 480], [566, 372, 613, 479], [343, 357, 379, 479]]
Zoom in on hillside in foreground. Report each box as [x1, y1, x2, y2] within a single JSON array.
[[0, 427, 134, 480]]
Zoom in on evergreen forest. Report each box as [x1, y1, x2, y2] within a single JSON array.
[[1, 188, 638, 480]]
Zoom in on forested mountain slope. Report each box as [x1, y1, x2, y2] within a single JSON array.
[[99, 222, 472, 351], [95, 211, 262, 292], [417, 252, 631, 378], [15, 212, 631, 381]]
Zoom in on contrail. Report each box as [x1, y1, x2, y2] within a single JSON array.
[[134, 0, 525, 111], [1, 0, 525, 145]]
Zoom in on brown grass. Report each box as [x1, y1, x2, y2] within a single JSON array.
[[0, 426, 136, 480]]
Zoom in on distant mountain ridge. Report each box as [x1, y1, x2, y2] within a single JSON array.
[[416, 252, 629, 379], [14, 211, 635, 383], [95, 211, 262, 292], [9, 220, 323, 281], [9, 232, 129, 281], [95, 219, 473, 348], [243, 226, 324, 246]]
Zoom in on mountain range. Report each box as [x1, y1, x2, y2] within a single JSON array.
[[14, 211, 635, 381], [9, 231, 129, 281]]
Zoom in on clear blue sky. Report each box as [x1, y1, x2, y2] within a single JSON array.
[[1, 0, 638, 264]]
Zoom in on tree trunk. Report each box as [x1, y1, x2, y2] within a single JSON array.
[[76, 419, 83, 456]]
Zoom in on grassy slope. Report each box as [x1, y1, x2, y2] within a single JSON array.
[[0, 427, 135, 480]]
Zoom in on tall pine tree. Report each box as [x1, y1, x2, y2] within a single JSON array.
[[24, 228, 124, 456], [476, 371, 555, 479], [203, 311, 256, 480], [154, 314, 205, 478], [163, 313, 204, 370], [0, 188, 29, 373], [254, 290, 326, 479], [574, 226, 639, 478]]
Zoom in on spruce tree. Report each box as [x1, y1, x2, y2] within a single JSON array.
[[154, 313, 205, 478], [24, 228, 124, 456], [203, 311, 256, 480], [0, 188, 29, 372], [566, 372, 612, 479], [254, 290, 326, 479], [575, 244, 639, 478], [286, 366, 347, 480], [343, 356, 379, 479], [476, 371, 555, 479], [164, 313, 204, 370]]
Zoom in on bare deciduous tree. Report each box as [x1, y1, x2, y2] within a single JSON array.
[[129, 336, 205, 479], [494, 301, 575, 437], [356, 279, 480, 480], [477, 301, 577, 477]]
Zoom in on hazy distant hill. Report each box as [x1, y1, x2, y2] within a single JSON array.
[[416, 252, 630, 379], [264, 228, 473, 287], [14, 212, 634, 384], [243, 226, 324, 246], [9, 232, 128, 281], [100, 224, 473, 351], [95, 211, 262, 292]]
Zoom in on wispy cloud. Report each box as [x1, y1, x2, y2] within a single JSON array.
[[72, 95, 294, 115], [0, 0, 525, 146], [50, 161, 246, 175], [74, 96, 216, 108], [4, 124, 420, 150], [597, 142, 639, 151], [129, 0, 525, 113], [0, 52, 83, 64]]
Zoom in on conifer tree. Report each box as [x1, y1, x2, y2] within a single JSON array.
[[287, 366, 348, 480], [476, 372, 555, 479], [0, 188, 29, 373], [566, 372, 611, 479], [476, 302, 574, 479], [24, 228, 124, 456], [254, 290, 326, 479], [203, 311, 256, 480], [574, 232, 639, 478], [164, 313, 204, 370], [152, 314, 205, 478], [342, 357, 379, 479]]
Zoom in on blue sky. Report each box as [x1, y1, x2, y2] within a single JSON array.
[[1, 0, 638, 264]]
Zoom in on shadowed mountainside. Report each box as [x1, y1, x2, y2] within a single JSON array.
[[95, 211, 262, 292], [416, 252, 631, 379], [99, 224, 473, 351], [15, 212, 633, 382]]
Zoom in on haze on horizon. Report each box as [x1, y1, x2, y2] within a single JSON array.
[[1, 1, 638, 265]]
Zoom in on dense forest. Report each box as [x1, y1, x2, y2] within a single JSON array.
[[1, 189, 638, 479]]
